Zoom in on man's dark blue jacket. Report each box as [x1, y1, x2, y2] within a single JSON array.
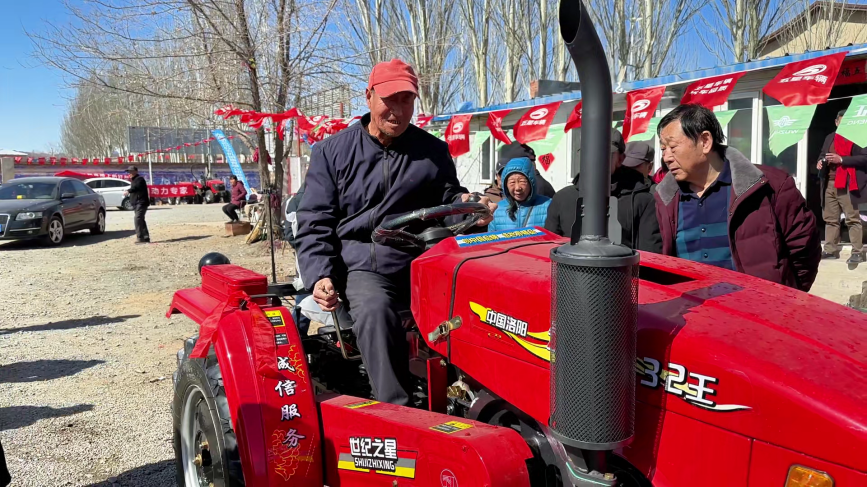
[[296, 113, 468, 289]]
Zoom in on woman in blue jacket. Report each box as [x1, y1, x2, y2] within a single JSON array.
[[488, 157, 552, 231]]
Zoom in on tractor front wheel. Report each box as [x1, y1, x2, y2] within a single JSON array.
[[203, 191, 215, 204], [172, 338, 244, 486]]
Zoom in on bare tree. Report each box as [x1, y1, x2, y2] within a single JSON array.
[[700, 0, 797, 63], [31, 0, 341, 193], [459, 0, 492, 107]]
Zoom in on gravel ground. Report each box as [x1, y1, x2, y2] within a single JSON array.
[[0, 203, 295, 486]]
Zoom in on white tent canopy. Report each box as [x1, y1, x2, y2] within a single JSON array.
[[0, 149, 26, 157]]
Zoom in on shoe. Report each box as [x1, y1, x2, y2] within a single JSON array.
[[135, 239, 150, 245], [821, 251, 840, 259], [847, 253, 863, 264]]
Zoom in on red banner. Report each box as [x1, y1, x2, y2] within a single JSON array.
[[445, 114, 472, 158], [416, 115, 433, 129], [564, 102, 582, 132], [623, 87, 666, 142], [762, 52, 847, 106], [50, 156, 57, 165], [13, 156, 22, 164], [680, 72, 746, 109], [514, 101, 562, 144], [486, 110, 512, 145], [149, 185, 195, 198], [835, 59, 867, 86]]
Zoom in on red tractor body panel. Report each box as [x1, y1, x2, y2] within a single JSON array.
[[169, 264, 535, 486], [169, 265, 324, 487], [319, 395, 534, 486], [411, 228, 867, 481]]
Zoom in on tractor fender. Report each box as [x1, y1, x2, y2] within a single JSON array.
[[167, 265, 323, 486], [210, 304, 323, 486]]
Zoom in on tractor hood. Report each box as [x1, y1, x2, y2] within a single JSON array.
[[411, 230, 867, 473]]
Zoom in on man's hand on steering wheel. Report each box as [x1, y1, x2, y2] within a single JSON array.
[[460, 193, 497, 226]]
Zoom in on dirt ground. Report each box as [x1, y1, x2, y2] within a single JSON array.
[[1, 202, 864, 487], [0, 203, 296, 486]]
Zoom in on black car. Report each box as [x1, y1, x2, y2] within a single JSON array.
[[0, 177, 107, 246]]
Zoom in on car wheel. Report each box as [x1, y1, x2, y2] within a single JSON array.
[[204, 191, 215, 204], [44, 217, 64, 246], [91, 210, 106, 235], [122, 198, 134, 211]]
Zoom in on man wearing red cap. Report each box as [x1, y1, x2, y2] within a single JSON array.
[[296, 59, 496, 406]]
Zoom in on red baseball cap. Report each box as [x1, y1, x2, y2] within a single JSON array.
[[368, 59, 418, 98]]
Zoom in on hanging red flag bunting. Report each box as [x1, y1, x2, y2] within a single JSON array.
[[514, 101, 562, 144], [13, 156, 22, 164], [60, 157, 68, 165], [564, 102, 582, 132], [763, 52, 847, 106], [680, 72, 746, 109], [416, 114, 433, 129], [445, 114, 472, 158], [486, 110, 512, 145], [623, 86, 666, 142], [27, 157, 33, 164]]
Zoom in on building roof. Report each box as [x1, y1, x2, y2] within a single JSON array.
[[763, 0, 867, 45], [433, 42, 867, 122]]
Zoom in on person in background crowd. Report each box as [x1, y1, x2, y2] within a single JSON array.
[[623, 141, 655, 180], [296, 58, 496, 406], [817, 109, 867, 264], [222, 175, 247, 223], [489, 157, 551, 231], [652, 160, 669, 184], [123, 166, 150, 244], [482, 159, 507, 204], [243, 187, 260, 220], [655, 104, 819, 291], [545, 128, 661, 252], [496, 142, 556, 199]]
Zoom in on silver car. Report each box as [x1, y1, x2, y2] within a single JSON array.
[[84, 177, 132, 210]]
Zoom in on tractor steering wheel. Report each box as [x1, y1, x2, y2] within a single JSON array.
[[372, 201, 491, 249]]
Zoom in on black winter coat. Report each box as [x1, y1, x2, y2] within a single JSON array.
[[128, 174, 149, 207], [534, 170, 556, 199], [296, 114, 468, 289], [544, 167, 662, 252], [818, 132, 867, 210]]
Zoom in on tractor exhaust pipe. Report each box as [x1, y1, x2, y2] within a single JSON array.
[[550, 1, 640, 485]]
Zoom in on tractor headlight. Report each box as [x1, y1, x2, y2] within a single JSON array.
[[786, 465, 833, 487], [16, 211, 43, 221]]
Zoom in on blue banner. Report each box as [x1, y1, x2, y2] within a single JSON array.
[[212, 129, 250, 189]]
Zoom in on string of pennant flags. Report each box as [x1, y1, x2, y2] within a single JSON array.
[[12, 106, 363, 165], [437, 53, 867, 160], [13, 53, 866, 166]]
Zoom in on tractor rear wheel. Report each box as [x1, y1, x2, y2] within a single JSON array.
[[172, 337, 245, 486]]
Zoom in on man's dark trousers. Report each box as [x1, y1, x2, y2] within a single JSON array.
[[342, 270, 411, 406], [223, 203, 240, 221], [134, 204, 150, 241]]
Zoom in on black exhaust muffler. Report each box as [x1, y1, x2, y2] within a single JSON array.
[[550, 1, 640, 484]]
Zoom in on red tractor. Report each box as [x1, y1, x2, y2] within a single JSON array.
[[169, 175, 230, 205], [166, 1, 866, 486]]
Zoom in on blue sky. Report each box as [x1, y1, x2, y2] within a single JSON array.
[[0, 0, 69, 152]]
